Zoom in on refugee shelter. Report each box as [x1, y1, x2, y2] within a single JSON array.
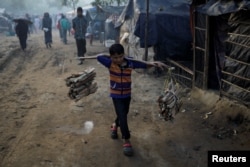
[[103, 6, 124, 41], [116, 0, 192, 61], [192, 0, 250, 105]]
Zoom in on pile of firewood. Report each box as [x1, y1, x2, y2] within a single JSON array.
[[65, 68, 98, 101]]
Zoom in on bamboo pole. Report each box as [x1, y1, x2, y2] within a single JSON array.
[[227, 20, 250, 25], [192, 9, 196, 88], [194, 26, 206, 31], [167, 58, 193, 75], [203, 15, 209, 90], [221, 79, 250, 93], [222, 70, 250, 82], [144, 0, 149, 61], [225, 40, 250, 49], [195, 70, 205, 75], [228, 32, 250, 38], [171, 73, 193, 81], [195, 46, 206, 52], [225, 56, 250, 66]]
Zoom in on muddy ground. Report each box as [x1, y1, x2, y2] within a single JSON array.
[[0, 30, 249, 167]]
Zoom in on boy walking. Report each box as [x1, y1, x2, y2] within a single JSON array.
[[83, 44, 167, 156]]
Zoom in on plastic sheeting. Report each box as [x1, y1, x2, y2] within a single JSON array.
[[116, 0, 192, 60], [222, 10, 250, 104], [197, 0, 250, 16]]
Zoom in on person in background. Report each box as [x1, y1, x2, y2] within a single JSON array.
[[15, 20, 29, 51], [72, 7, 88, 65], [25, 13, 32, 35], [34, 16, 40, 33], [56, 13, 63, 41], [42, 12, 53, 48], [86, 21, 93, 45], [60, 15, 70, 44]]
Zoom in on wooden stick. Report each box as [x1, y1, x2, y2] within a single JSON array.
[[222, 70, 250, 82], [76, 56, 98, 60], [225, 56, 250, 66], [75, 53, 109, 60], [225, 40, 250, 49], [166, 58, 194, 75], [228, 32, 250, 38], [221, 79, 250, 93]]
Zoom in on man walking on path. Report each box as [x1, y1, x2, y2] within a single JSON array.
[[72, 7, 88, 65]]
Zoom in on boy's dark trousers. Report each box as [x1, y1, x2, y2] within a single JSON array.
[[76, 38, 86, 57], [112, 97, 131, 139]]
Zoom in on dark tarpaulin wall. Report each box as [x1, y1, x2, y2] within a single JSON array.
[[134, 0, 192, 60], [116, 0, 193, 61], [103, 6, 125, 41]]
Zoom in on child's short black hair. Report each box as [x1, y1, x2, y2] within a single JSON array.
[[109, 44, 124, 55]]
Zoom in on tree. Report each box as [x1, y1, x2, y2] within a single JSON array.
[[62, 0, 79, 12]]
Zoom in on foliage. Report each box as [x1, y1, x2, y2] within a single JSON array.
[[62, 0, 79, 11]]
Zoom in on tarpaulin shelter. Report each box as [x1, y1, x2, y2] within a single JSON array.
[[103, 6, 125, 41], [116, 0, 192, 61], [192, 0, 250, 106]]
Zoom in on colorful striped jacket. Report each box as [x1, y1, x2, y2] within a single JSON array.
[[97, 55, 147, 98]]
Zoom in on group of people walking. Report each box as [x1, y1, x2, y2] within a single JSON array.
[[15, 12, 53, 50], [15, 7, 88, 65]]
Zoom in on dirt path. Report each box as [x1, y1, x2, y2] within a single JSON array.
[[0, 31, 249, 167]]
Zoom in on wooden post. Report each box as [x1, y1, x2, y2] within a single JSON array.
[[144, 0, 149, 61], [192, 6, 196, 88], [203, 15, 209, 89]]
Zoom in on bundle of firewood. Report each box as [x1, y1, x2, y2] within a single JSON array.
[[65, 68, 98, 101], [157, 79, 182, 121]]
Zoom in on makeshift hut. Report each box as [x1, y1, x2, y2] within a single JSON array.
[[116, 0, 192, 61], [102, 6, 125, 42], [86, 6, 108, 34], [191, 0, 250, 106]]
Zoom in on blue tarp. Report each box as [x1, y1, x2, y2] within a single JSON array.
[[117, 0, 192, 60], [197, 0, 250, 16]]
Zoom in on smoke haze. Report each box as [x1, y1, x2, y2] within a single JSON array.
[[1, 0, 93, 16]]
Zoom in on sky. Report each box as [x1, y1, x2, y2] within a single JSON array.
[[79, 0, 93, 5], [0, 0, 95, 16]]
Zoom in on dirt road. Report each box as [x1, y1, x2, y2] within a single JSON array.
[[0, 30, 249, 167]]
